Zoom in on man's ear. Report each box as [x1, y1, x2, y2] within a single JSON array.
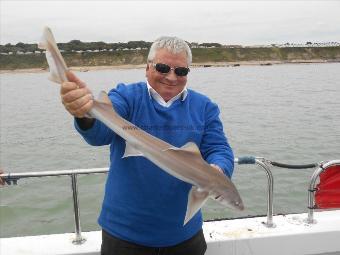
[[145, 63, 150, 78]]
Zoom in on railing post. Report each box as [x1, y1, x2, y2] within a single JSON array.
[[306, 160, 340, 224], [306, 165, 322, 224], [236, 157, 275, 228], [71, 173, 86, 244], [255, 158, 275, 228]]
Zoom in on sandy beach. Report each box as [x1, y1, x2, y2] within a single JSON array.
[[0, 64, 147, 74], [0, 59, 335, 74]]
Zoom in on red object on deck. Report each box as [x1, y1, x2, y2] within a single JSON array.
[[315, 165, 340, 209]]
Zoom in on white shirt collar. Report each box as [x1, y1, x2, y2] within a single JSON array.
[[146, 81, 188, 108]]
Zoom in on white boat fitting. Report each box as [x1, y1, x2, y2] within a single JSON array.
[[1, 157, 340, 255]]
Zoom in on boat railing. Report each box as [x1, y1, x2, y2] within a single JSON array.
[[236, 157, 275, 227], [1, 168, 109, 244], [248, 158, 340, 225], [1, 157, 339, 244], [306, 159, 340, 224]]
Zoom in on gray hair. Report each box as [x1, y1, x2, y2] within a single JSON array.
[[147, 36, 192, 66]]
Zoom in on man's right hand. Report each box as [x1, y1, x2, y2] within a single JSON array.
[[61, 71, 94, 118]]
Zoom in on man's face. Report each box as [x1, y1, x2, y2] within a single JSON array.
[[146, 48, 188, 102]]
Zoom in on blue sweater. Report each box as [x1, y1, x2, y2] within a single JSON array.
[[75, 82, 234, 247]]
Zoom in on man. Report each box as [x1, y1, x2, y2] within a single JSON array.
[[61, 36, 234, 255]]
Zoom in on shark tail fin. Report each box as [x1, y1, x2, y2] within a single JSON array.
[[39, 27, 68, 83]]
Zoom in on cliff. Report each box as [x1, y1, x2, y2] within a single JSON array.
[[1, 47, 340, 70]]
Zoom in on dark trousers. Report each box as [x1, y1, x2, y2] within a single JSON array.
[[101, 229, 207, 255]]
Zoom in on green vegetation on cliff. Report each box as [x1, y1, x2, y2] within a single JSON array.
[[191, 47, 340, 62], [1, 47, 340, 70]]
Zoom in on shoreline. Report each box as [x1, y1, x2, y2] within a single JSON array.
[[0, 59, 338, 74]]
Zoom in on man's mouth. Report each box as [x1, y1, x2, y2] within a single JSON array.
[[161, 82, 176, 87]]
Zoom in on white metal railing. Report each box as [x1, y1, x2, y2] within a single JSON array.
[[1, 168, 109, 244], [1, 157, 338, 244]]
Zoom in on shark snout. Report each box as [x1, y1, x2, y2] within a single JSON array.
[[233, 200, 245, 211]]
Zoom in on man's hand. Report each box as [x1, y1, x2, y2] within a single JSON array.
[[0, 168, 5, 186], [210, 164, 225, 199], [210, 164, 224, 174], [61, 71, 94, 118]]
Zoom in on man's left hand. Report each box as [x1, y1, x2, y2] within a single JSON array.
[[210, 164, 224, 174]]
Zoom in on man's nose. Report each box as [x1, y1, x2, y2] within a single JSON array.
[[165, 69, 177, 81]]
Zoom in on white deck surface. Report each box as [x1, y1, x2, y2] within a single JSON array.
[[1, 210, 340, 255]]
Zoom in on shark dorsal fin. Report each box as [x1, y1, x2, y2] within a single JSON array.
[[97, 91, 113, 106], [180, 142, 201, 155], [164, 142, 201, 156]]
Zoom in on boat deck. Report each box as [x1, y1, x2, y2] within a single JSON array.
[[1, 210, 339, 255]]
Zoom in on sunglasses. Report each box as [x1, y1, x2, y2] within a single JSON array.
[[152, 63, 190, 77]]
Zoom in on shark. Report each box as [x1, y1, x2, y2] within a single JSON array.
[[38, 27, 244, 225]]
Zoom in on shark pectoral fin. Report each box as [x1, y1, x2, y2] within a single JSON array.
[[184, 186, 209, 225], [97, 91, 113, 106], [122, 142, 144, 158], [165, 142, 201, 156]]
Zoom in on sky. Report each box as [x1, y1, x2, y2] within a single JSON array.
[[1, 0, 340, 46]]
